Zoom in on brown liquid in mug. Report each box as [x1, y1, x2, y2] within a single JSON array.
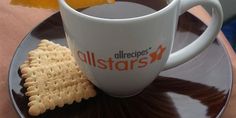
[[118, 0, 169, 10], [77, 0, 169, 19]]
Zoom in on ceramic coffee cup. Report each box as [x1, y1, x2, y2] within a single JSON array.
[[59, 0, 223, 97]]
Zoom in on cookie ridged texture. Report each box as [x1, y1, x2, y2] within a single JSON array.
[[20, 39, 96, 116]]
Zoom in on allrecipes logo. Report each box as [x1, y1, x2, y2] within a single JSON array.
[[77, 45, 166, 71]]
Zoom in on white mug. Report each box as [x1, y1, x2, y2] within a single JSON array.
[[59, 0, 223, 97]]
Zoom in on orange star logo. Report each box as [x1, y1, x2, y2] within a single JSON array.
[[149, 45, 166, 63]]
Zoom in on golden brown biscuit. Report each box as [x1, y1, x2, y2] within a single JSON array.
[[20, 39, 96, 116]]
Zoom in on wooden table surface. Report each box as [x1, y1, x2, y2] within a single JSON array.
[[0, 0, 235, 117]]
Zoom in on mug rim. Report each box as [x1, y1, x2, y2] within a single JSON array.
[[59, 0, 178, 22]]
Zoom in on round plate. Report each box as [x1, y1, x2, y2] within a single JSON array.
[[8, 12, 232, 118]]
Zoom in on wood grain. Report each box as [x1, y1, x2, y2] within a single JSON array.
[[0, 0, 235, 117]]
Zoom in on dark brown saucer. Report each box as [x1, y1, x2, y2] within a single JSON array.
[[8, 12, 233, 118]]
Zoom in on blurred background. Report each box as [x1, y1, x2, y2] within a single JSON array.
[[219, 0, 236, 21], [218, 0, 236, 51]]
